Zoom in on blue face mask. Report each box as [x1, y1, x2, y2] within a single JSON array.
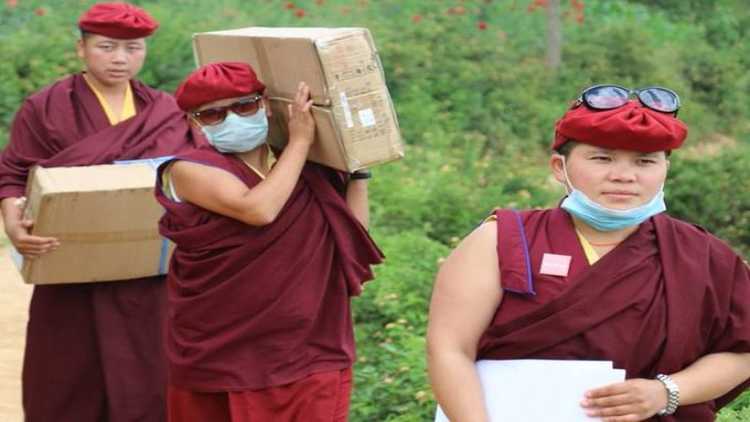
[[558, 157, 666, 232], [200, 110, 268, 154]]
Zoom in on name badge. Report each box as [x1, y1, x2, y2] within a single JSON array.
[[540, 253, 571, 277]]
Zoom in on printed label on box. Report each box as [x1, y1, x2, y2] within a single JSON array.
[[339, 92, 354, 128], [358, 108, 376, 127]]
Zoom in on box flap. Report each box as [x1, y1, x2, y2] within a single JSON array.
[[193, 31, 330, 105]]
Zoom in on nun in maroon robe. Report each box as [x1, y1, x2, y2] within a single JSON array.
[[0, 3, 196, 422], [427, 89, 750, 421], [155, 63, 383, 421]]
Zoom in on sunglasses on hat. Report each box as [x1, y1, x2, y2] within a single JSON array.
[[191, 94, 264, 126], [576, 84, 681, 115]]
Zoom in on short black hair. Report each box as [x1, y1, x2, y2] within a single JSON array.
[[554, 140, 672, 157], [554, 140, 578, 157]]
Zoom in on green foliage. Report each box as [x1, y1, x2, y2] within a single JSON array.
[[718, 399, 750, 422], [1, 0, 749, 419], [353, 231, 449, 421], [667, 143, 750, 258]]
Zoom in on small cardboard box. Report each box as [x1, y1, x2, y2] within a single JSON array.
[[12, 162, 173, 285], [192, 27, 404, 172]]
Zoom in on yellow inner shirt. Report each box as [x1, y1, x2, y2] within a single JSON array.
[[575, 230, 600, 265], [84, 75, 136, 125]]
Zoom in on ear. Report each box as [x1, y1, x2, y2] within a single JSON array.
[[187, 115, 202, 129], [549, 154, 567, 184], [76, 38, 85, 60], [263, 97, 272, 117]]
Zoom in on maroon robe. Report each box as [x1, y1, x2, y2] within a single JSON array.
[[155, 147, 384, 392], [478, 208, 750, 421], [0, 73, 196, 422], [167, 367, 352, 422]]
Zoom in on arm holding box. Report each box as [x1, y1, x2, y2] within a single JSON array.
[[1, 196, 59, 259], [169, 82, 316, 226]]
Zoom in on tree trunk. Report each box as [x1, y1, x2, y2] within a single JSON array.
[[546, 0, 562, 71]]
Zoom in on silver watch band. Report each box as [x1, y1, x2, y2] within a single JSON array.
[[656, 373, 680, 416]]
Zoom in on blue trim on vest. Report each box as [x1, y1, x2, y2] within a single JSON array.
[[513, 210, 536, 295], [158, 238, 170, 275]]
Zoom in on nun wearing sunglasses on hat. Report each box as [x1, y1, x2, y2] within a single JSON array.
[[427, 85, 750, 422], [153, 62, 383, 422]]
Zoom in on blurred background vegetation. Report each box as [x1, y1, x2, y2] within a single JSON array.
[[1, 0, 748, 420]]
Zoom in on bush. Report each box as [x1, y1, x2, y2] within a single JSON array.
[[667, 142, 750, 258], [352, 230, 449, 421]]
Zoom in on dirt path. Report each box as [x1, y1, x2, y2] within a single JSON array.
[[0, 240, 31, 421]]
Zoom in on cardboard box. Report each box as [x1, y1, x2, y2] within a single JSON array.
[[192, 27, 404, 172], [12, 162, 173, 284]]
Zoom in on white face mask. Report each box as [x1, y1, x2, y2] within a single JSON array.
[[200, 110, 268, 153]]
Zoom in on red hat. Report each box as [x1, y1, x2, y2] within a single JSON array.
[[553, 100, 688, 153], [175, 62, 266, 111], [78, 2, 159, 39]]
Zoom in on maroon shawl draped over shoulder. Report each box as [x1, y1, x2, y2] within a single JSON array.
[[0, 73, 195, 198], [478, 208, 750, 421], [0, 73, 196, 422], [155, 147, 384, 391]]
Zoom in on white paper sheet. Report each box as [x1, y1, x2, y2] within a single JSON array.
[[435, 359, 626, 422]]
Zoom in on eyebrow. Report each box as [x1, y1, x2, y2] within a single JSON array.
[[585, 148, 612, 154]]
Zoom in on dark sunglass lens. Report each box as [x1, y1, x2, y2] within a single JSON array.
[[232, 99, 261, 116], [585, 86, 629, 109], [196, 108, 227, 125], [639, 88, 679, 113]]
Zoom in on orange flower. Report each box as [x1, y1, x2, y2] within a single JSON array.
[[527, 0, 548, 12], [411, 14, 422, 23], [284, 1, 295, 10], [447, 5, 466, 15], [34, 6, 46, 16], [6, 0, 18, 8], [478, 20, 488, 30], [294, 8, 305, 18]]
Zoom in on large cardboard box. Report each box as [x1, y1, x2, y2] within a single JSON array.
[[12, 162, 172, 284], [192, 27, 404, 172]]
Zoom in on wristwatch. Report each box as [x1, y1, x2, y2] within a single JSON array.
[[350, 169, 372, 180], [655, 373, 680, 416]]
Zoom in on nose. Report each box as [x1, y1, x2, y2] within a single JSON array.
[[111, 46, 127, 64], [607, 160, 637, 183]]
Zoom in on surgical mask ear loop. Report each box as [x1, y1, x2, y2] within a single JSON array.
[[558, 155, 573, 195]]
